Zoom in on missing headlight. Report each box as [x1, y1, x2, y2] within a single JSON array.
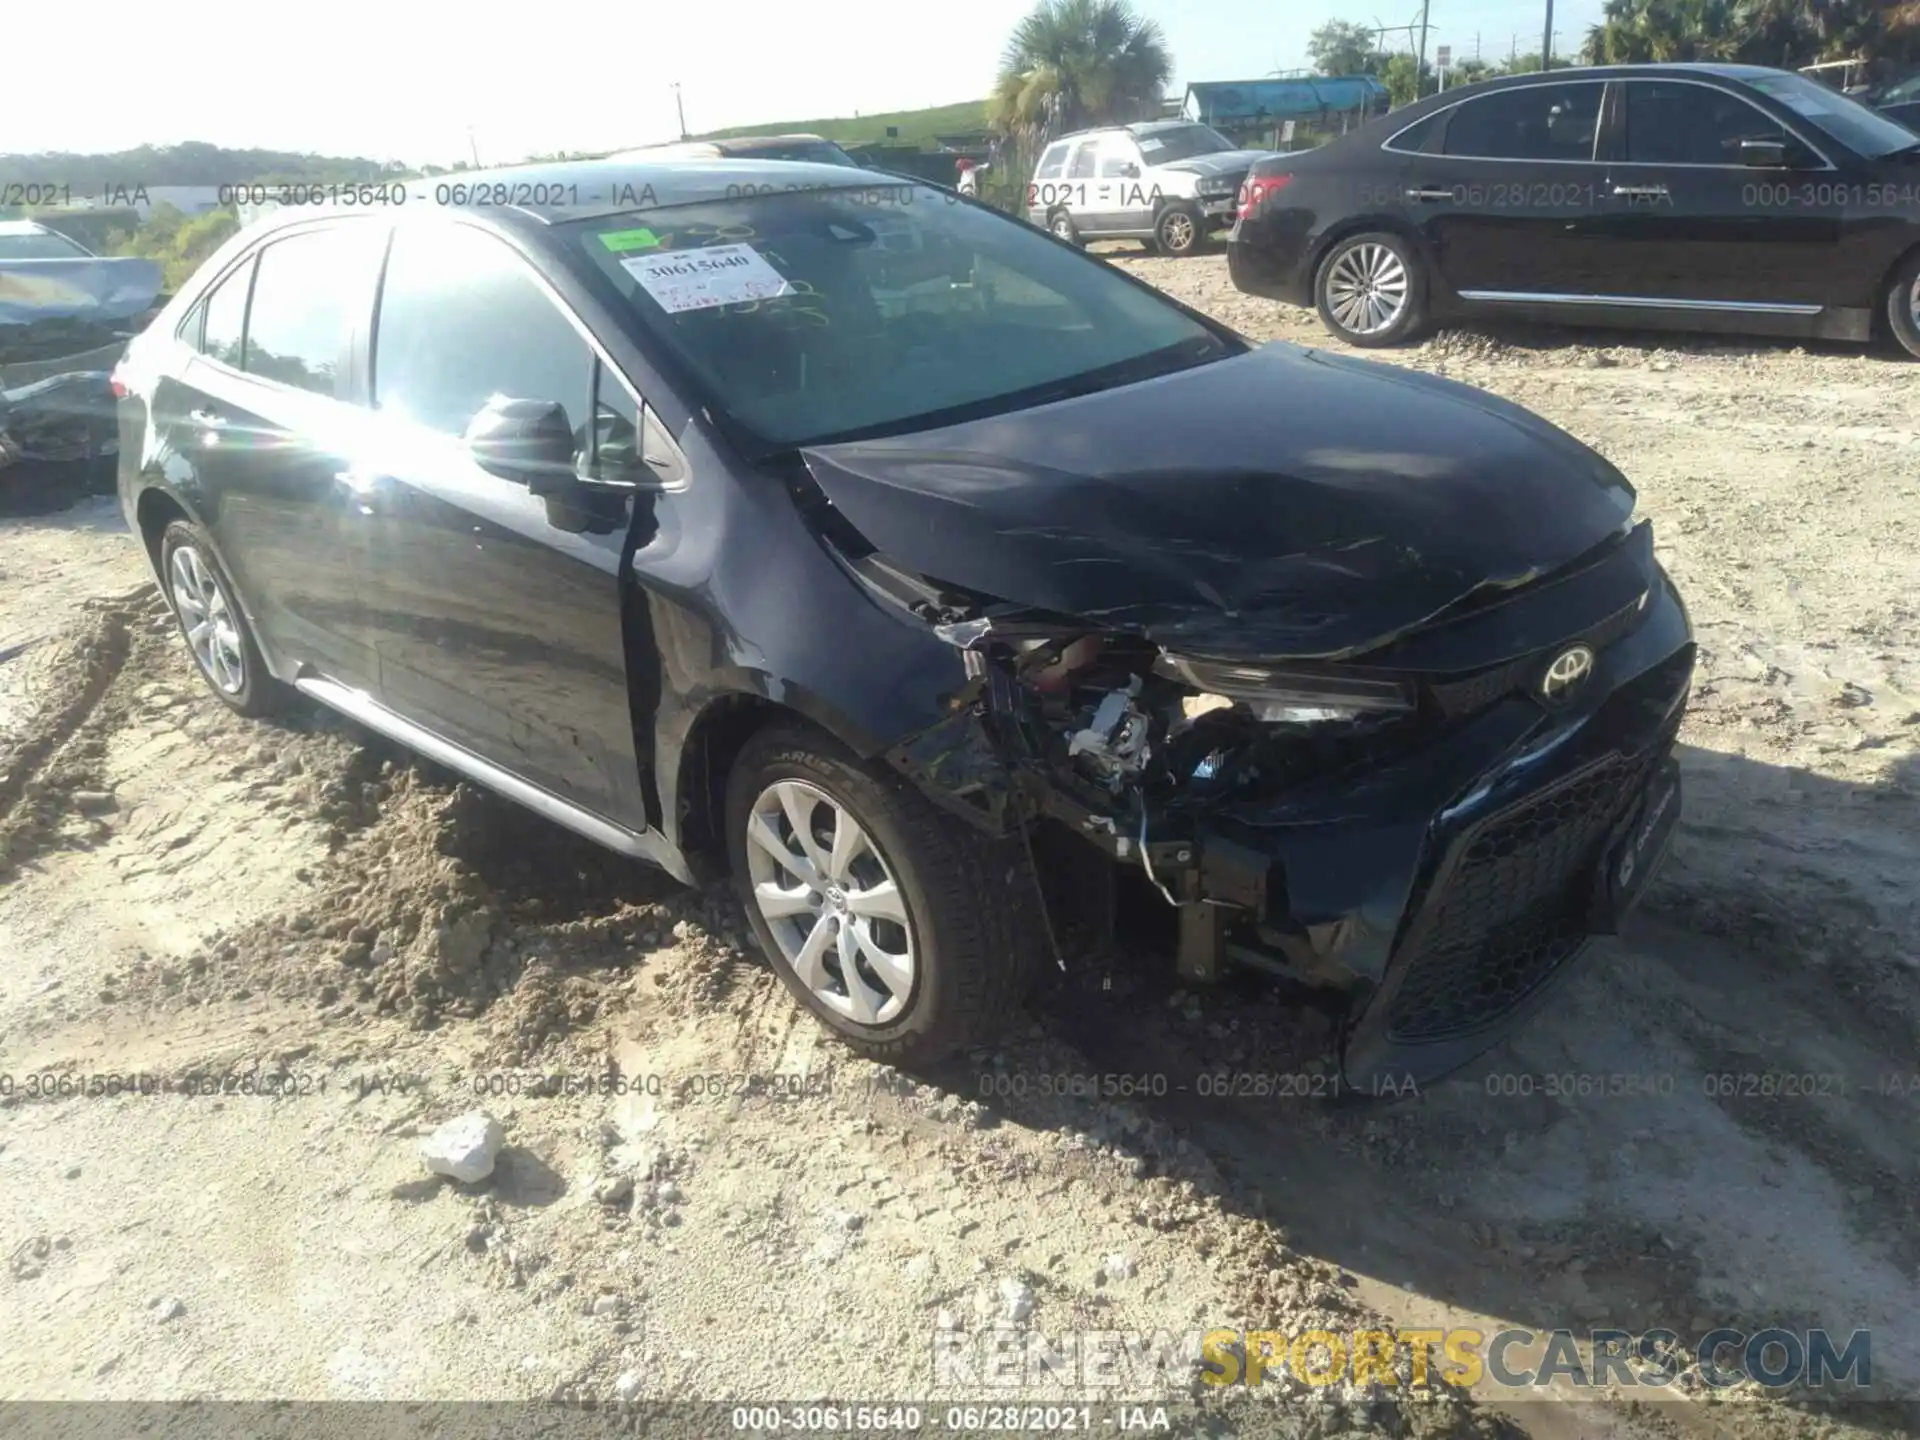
[[1154, 653, 1415, 722]]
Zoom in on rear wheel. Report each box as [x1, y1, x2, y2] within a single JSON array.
[[1047, 209, 1081, 246], [158, 520, 287, 717], [1887, 249, 1920, 360], [726, 724, 1040, 1068], [1314, 230, 1425, 347]]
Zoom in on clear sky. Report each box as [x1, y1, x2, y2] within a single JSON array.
[[11, 0, 1604, 166]]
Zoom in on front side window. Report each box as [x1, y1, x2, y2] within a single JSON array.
[[569, 185, 1233, 450], [1443, 83, 1603, 161], [1066, 143, 1098, 179], [373, 222, 594, 438], [1097, 137, 1141, 177], [1622, 82, 1793, 165], [244, 225, 382, 396], [197, 257, 253, 367], [1747, 71, 1915, 158]]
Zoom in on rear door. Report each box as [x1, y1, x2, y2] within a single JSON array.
[[152, 219, 390, 690], [1593, 77, 1845, 306], [1093, 134, 1148, 233], [351, 217, 655, 830], [1398, 79, 1612, 297], [1062, 139, 1100, 229]]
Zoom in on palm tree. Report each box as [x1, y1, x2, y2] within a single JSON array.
[[988, 0, 1173, 141]]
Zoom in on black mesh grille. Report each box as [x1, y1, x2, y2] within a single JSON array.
[[1385, 749, 1655, 1042]]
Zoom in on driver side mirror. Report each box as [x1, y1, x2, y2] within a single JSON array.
[[1120, 161, 1141, 178], [463, 395, 579, 493], [1739, 137, 1788, 168]]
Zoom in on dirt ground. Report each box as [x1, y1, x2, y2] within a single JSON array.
[[1, 256, 1916, 1439]]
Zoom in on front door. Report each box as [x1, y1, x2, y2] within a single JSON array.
[[1404, 78, 1614, 298], [1590, 77, 1844, 307], [351, 218, 654, 832]]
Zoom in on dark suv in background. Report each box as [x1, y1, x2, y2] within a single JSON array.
[[115, 158, 1693, 1089]]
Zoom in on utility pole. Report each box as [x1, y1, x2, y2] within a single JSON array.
[[673, 83, 689, 140], [1474, 31, 1481, 60], [467, 126, 480, 169], [1417, 0, 1431, 96], [1541, 0, 1554, 70]]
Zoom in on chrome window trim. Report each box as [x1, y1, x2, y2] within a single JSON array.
[[1379, 74, 1837, 171], [1456, 289, 1823, 316]]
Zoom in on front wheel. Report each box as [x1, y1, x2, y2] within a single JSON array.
[[726, 725, 1041, 1068], [1313, 231, 1426, 347], [1886, 249, 1920, 360]]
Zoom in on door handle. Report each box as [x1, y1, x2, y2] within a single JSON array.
[[1404, 187, 1455, 202], [188, 408, 227, 427], [1610, 184, 1669, 198]]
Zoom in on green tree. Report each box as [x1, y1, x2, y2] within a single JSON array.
[[988, 0, 1173, 137], [1382, 52, 1434, 106], [1307, 20, 1380, 76], [1582, 0, 1920, 67]]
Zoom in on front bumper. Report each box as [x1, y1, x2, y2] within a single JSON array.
[[1142, 566, 1694, 1089]]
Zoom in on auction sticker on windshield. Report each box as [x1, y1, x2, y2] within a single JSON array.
[[619, 243, 792, 313]]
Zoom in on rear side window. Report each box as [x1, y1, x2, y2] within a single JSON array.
[[373, 222, 593, 438], [1034, 143, 1069, 180], [1621, 81, 1791, 165], [1385, 109, 1447, 154], [244, 226, 381, 397], [1443, 83, 1602, 160], [198, 258, 253, 367], [1067, 143, 1097, 179]]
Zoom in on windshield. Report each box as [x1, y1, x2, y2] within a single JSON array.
[[1880, 72, 1920, 105], [570, 186, 1231, 449], [735, 142, 861, 166], [1747, 71, 1919, 157], [0, 227, 91, 259], [1135, 125, 1237, 163]]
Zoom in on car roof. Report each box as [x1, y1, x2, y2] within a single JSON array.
[[242, 156, 908, 235], [1048, 119, 1206, 144]]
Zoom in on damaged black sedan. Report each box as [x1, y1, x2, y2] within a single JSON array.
[[115, 159, 1693, 1087]]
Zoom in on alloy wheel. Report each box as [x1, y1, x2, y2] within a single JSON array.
[[168, 544, 246, 694], [745, 780, 915, 1026], [1160, 211, 1196, 251], [1325, 242, 1410, 336], [1910, 274, 1920, 331], [1050, 213, 1074, 241]]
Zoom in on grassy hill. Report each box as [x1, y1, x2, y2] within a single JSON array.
[[696, 100, 989, 148]]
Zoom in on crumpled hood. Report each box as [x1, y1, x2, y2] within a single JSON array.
[[0, 257, 164, 326], [800, 342, 1637, 660], [1155, 149, 1271, 179]]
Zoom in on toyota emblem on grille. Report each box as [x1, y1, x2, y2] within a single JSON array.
[[1541, 645, 1595, 704]]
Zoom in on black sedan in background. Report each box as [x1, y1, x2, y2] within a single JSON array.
[[1228, 63, 1920, 356]]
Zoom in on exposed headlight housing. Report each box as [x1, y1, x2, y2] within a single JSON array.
[[1155, 654, 1415, 724]]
